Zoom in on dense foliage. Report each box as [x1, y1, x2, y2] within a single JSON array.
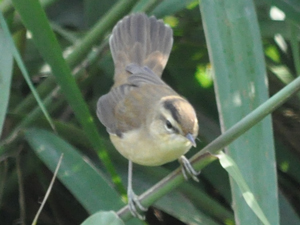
[[1, 0, 300, 224]]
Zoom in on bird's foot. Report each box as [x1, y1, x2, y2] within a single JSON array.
[[127, 189, 147, 220], [179, 155, 200, 182]]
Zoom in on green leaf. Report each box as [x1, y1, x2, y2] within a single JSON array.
[[24, 128, 124, 213], [0, 10, 55, 132], [81, 211, 124, 225], [11, 0, 126, 194], [217, 151, 270, 225], [0, 18, 13, 137], [200, 0, 279, 224], [13, 0, 139, 116]]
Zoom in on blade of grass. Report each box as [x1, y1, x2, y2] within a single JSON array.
[[0, 11, 56, 132], [200, 0, 279, 224], [13, 0, 138, 115], [0, 19, 13, 138], [11, 0, 130, 195], [81, 211, 125, 225], [1, 40, 108, 147], [216, 151, 270, 225], [0, 0, 58, 16], [24, 128, 124, 213]]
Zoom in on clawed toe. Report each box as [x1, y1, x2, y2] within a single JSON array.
[[127, 189, 147, 220], [179, 156, 200, 182]]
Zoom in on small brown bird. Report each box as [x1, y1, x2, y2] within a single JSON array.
[[97, 13, 199, 219]]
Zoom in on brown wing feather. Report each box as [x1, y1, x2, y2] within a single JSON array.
[[97, 69, 172, 136], [97, 84, 136, 135]]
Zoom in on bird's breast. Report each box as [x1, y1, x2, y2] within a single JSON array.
[[110, 129, 192, 166]]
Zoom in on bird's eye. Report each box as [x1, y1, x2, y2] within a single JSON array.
[[165, 120, 173, 130]]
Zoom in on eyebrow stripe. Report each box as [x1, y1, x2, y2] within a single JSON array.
[[163, 99, 180, 123]]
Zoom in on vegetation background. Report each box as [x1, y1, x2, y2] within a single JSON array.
[[0, 0, 300, 224]]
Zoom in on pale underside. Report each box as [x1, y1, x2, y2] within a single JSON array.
[[110, 128, 192, 166]]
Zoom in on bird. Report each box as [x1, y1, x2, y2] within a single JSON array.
[[96, 13, 199, 219]]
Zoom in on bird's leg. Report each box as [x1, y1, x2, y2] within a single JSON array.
[[179, 156, 200, 182], [127, 160, 147, 219]]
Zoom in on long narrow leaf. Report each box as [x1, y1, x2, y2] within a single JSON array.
[[217, 151, 270, 225], [13, 0, 139, 115], [200, 0, 279, 224], [81, 211, 124, 225], [0, 11, 55, 132], [24, 128, 124, 213], [11, 0, 125, 193], [0, 18, 13, 137]]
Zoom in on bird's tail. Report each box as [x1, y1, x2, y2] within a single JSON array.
[[109, 13, 173, 86]]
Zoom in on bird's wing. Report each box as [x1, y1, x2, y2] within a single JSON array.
[[97, 68, 164, 136], [97, 83, 136, 136]]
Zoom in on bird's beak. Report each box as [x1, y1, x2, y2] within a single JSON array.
[[186, 133, 196, 147]]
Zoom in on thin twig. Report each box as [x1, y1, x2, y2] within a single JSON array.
[[16, 153, 26, 225], [0, 160, 8, 207], [32, 154, 64, 225]]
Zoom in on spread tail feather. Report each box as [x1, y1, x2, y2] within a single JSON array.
[[109, 13, 173, 86]]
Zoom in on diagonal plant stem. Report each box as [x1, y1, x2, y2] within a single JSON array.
[[118, 75, 300, 220]]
